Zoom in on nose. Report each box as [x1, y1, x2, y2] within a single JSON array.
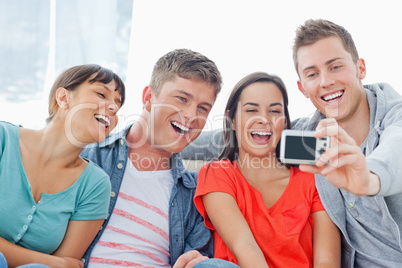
[[182, 104, 198, 120], [108, 102, 119, 113], [320, 71, 335, 88], [257, 115, 269, 125]]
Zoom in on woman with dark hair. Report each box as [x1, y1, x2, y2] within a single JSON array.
[[0, 64, 125, 267], [194, 72, 340, 267]]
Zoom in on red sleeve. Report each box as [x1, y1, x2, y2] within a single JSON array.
[[194, 160, 237, 230]]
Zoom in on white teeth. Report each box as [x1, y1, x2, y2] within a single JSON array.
[[323, 91, 343, 101], [251, 131, 272, 136], [95, 114, 110, 127], [172, 121, 189, 132]]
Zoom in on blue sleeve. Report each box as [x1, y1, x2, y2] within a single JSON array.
[[184, 213, 214, 258], [0, 121, 16, 160], [71, 163, 111, 220], [184, 172, 214, 258], [370, 114, 402, 196], [0, 124, 4, 159]]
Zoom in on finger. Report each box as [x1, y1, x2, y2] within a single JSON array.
[[173, 250, 201, 268], [184, 256, 209, 268], [315, 119, 354, 145], [315, 124, 339, 139], [321, 124, 357, 148], [299, 164, 326, 174], [316, 118, 337, 130], [315, 118, 338, 137], [173, 257, 186, 268], [335, 126, 357, 145], [317, 143, 361, 167], [323, 152, 366, 174]]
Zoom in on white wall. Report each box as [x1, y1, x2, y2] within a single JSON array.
[[121, 0, 402, 131], [3, 0, 402, 130]]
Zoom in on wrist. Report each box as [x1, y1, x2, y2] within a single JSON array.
[[367, 172, 380, 196]]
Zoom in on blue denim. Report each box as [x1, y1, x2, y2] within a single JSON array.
[[0, 251, 6, 268], [0, 251, 50, 268], [80, 124, 213, 267], [193, 259, 240, 268]]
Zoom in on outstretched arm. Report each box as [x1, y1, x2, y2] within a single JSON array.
[[299, 118, 380, 196], [312, 210, 341, 267], [202, 192, 268, 268]]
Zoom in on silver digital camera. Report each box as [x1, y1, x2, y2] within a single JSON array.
[[279, 130, 330, 165]]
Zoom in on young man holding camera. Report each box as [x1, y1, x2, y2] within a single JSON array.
[[292, 19, 402, 267]]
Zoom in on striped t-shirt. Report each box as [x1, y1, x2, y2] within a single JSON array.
[[88, 158, 174, 267]]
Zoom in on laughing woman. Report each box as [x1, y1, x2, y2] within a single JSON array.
[[0, 64, 125, 267], [194, 72, 340, 268]]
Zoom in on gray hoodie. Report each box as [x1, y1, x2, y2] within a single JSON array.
[[293, 83, 402, 267]]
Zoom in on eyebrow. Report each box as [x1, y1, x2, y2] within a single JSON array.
[[177, 90, 213, 108], [101, 84, 111, 92], [301, 57, 343, 73], [243, 102, 283, 107]]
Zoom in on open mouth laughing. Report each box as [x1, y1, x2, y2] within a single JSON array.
[[171, 121, 190, 136], [251, 130, 272, 143], [95, 114, 110, 129], [321, 90, 344, 103]]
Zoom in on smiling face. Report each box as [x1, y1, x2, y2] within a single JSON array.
[[232, 82, 286, 159], [296, 36, 367, 123], [143, 76, 216, 154], [65, 77, 121, 144]]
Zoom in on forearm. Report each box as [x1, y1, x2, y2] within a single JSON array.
[[0, 236, 62, 267], [313, 211, 341, 267], [202, 192, 268, 267], [368, 150, 402, 196], [367, 124, 402, 196], [232, 242, 268, 268]]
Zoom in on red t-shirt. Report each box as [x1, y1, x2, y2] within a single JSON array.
[[194, 160, 324, 268]]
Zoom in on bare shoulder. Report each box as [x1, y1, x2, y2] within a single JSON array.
[[19, 127, 41, 144]]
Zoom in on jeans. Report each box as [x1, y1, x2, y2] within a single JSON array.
[[0, 251, 50, 268], [0, 251, 6, 268], [193, 258, 240, 268]]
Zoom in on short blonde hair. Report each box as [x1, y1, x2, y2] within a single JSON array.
[[292, 19, 359, 76], [150, 49, 222, 96]]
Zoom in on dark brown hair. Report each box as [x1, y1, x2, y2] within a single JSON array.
[[219, 72, 292, 162], [47, 64, 125, 123]]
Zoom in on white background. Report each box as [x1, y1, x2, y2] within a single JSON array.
[[3, 0, 402, 131]]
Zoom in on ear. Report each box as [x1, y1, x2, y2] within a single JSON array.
[[55, 87, 70, 110], [297, 81, 309, 98], [357, 58, 366, 79], [142, 86, 152, 112]]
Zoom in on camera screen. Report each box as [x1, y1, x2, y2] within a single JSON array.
[[285, 136, 316, 160]]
